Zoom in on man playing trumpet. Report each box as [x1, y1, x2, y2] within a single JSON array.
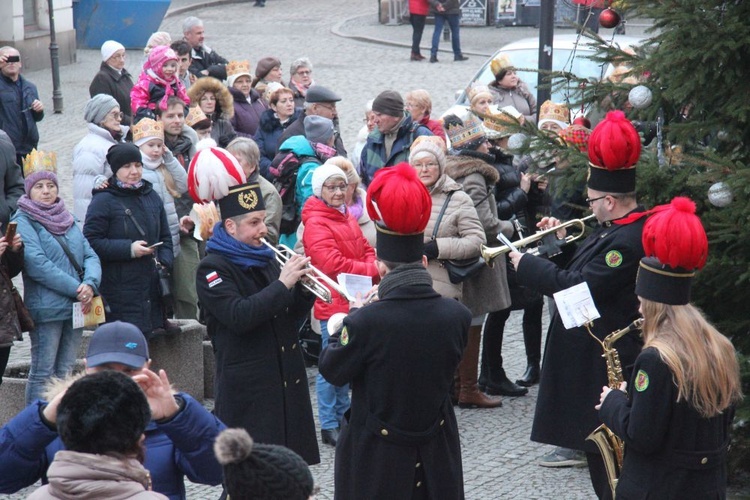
[[195, 182, 320, 467]]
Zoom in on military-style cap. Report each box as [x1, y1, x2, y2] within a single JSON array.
[[218, 182, 266, 219]]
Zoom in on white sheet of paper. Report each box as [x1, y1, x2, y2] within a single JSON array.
[[553, 282, 601, 329], [72, 302, 85, 329], [336, 273, 372, 302]]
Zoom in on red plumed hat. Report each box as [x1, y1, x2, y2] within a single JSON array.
[[587, 111, 641, 193], [636, 196, 708, 305], [187, 138, 247, 203], [366, 163, 432, 263]]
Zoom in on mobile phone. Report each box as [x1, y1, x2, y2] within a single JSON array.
[[4, 222, 17, 241], [5, 55, 20, 63], [147, 242, 163, 249]]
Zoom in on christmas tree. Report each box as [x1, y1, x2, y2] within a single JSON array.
[[514, 0, 750, 482]]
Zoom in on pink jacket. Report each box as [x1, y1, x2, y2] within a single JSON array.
[[130, 46, 190, 115]]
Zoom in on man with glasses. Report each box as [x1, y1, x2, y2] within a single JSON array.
[[0, 47, 44, 166], [360, 90, 433, 186], [508, 112, 646, 498], [278, 85, 347, 157], [289, 57, 314, 107]]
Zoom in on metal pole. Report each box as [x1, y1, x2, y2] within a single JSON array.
[[536, 0, 554, 106], [47, 0, 63, 113]]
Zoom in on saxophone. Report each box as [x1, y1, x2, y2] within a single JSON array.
[[585, 318, 644, 499]]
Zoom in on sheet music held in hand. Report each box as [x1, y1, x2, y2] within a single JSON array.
[[336, 273, 371, 302], [553, 282, 601, 329], [497, 232, 520, 253]]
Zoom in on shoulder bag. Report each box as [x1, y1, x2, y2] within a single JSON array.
[[432, 191, 486, 284]]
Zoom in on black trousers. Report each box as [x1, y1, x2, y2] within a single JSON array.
[[410, 14, 426, 54], [587, 451, 615, 500], [0, 346, 10, 386]]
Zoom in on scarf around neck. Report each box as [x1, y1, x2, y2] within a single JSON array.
[[377, 263, 432, 299], [17, 195, 75, 236], [206, 222, 275, 270]]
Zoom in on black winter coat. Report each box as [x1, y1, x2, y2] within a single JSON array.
[[278, 110, 347, 158], [319, 276, 469, 500], [515, 210, 646, 452], [492, 151, 528, 224], [600, 348, 733, 499], [188, 47, 228, 81], [89, 63, 134, 124], [196, 252, 320, 465], [254, 108, 301, 179], [83, 180, 173, 337]]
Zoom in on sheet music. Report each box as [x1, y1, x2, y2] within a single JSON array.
[[553, 282, 600, 329], [336, 273, 371, 302]]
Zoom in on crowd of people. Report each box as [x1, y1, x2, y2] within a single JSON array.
[[0, 10, 743, 500]]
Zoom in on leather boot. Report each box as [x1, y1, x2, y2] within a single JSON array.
[[485, 367, 528, 397], [458, 326, 502, 408], [516, 298, 543, 387], [410, 51, 425, 61], [516, 357, 540, 387]]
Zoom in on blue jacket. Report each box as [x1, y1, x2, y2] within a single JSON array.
[[360, 114, 432, 186], [0, 394, 226, 499], [254, 107, 301, 179], [83, 180, 173, 336], [0, 74, 43, 156], [12, 210, 101, 324]]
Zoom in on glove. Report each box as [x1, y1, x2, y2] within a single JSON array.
[[162, 148, 175, 164], [423, 240, 439, 260]]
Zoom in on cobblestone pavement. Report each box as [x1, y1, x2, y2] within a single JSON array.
[[0, 2, 723, 500]]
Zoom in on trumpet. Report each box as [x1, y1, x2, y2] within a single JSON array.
[[260, 238, 351, 304], [482, 214, 596, 266]]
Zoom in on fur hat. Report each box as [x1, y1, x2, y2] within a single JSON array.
[[538, 100, 570, 130], [304, 115, 334, 144], [100, 40, 125, 62], [227, 60, 253, 88], [84, 94, 119, 125], [255, 56, 281, 81], [443, 113, 486, 151], [188, 76, 235, 118], [106, 143, 142, 175], [215, 428, 314, 500], [367, 163, 432, 263], [587, 111, 641, 193], [188, 138, 247, 203], [23, 149, 58, 195], [409, 135, 447, 175], [312, 163, 347, 198], [372, 90, 404, 117], [635, 197, 708, 305], [132, 118, 164, 147], [56, 370, 151, 456]]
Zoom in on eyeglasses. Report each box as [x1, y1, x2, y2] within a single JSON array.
[[412, 162, 439, 171], [585, 195, 607, 205], [296, 70, 312, 76], [317, 103, 336, 112], [323, 184, 347, 193], [106, 111, 124, 121]]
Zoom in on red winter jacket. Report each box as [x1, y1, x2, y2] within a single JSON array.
[[409, 0, 430, 15], [301, 196, 379, 320]]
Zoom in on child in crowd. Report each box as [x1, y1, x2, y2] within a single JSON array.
[[131, 46, 191, 123], [186, 106, 213, 141], [132, 118, 188, 259]]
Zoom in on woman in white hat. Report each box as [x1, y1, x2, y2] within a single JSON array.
[[89, 40, 134, 125]]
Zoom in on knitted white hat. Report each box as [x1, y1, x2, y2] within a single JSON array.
[[101, 40, 125, 62], [312, 164, 347, 198]]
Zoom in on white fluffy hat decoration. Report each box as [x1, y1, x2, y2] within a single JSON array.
[[188, 138, 247, 203]]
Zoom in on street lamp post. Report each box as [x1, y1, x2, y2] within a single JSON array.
[[47, 0, 63, 113], [536, 0, 555, 106]]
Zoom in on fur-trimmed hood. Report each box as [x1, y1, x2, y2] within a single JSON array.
[[444, 154, 500, 185], [187, 77, 234, 119]]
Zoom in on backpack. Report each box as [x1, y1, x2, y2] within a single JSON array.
[[269, 151, 321, 235]]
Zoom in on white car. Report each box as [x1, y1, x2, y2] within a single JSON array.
[[443, 33, 643, 120]]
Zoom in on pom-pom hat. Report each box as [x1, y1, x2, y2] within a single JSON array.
[[188, 138, 247, 203], [635, 197, 708, 305], [587, 110, 641, 193], [366, 163, 432, 263]]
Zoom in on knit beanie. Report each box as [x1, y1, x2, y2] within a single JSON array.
[[372, 90, 404, 117], [101, 40, 125, 62], [304, 115, 334, 144], [255, 56, 281, 81], [409, 135, 447, 174], [84, 94, 119, 125], [215, 428, 314, 500], [312, 163, 347, 198], [106, 143, 142, 175], [22, 149, 59, 195]]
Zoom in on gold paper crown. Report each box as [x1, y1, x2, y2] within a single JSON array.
[[481, 106, 516, 138], [185, 106, 210, 128], [539, 100, 570, 125], [23, 149, 57, 178], [490, 54, 513, 77], [227, 60, 252, 78], [467, 84, 492, 104], [445, 113, 485, 149], [132, 118, 164, 143]]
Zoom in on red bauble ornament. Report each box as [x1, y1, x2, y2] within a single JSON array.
[[599, 8, 621, 29], [573, 116, 592, 129]]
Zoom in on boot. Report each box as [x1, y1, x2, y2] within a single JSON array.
[[484, 367, 528, 397], [458, 326, 502, 408], [516, 359, 540, 387], [410, 51, 425, 61]]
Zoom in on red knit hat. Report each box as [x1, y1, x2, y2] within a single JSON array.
[[559, 124, 591, 153], [366, 163, 432, 263], [587, 111, 641, 193], [635, 197, 708, 305]]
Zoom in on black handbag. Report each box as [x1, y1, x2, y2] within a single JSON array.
[[433, 191, 486, 284]]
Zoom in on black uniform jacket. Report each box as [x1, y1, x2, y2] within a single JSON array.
[[319, 280, 470, 500], [515, 210, 646, 452], [196, 252, 320, 465], [600, 348, 733, 500]]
